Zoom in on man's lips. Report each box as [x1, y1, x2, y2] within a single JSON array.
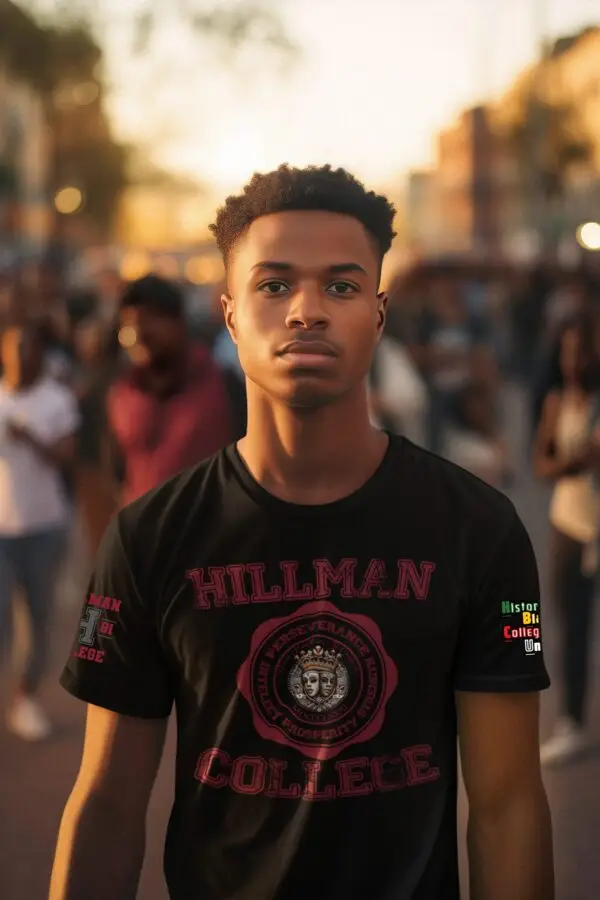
[[277, 340, 338, 358]]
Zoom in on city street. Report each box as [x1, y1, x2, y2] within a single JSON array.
[[1, 387, 599, 900]]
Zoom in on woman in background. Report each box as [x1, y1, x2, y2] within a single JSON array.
[[534, 312, 600, 765]]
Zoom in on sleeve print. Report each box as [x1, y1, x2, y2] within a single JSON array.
[[453, 510, 551, 693], [60, 514, 174, 719]]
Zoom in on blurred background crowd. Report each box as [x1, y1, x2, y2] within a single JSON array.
[[1, 0, 600, 897]]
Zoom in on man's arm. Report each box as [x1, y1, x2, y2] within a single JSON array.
[[452, 503, 553, 899], [52, 510, 174, 898], [457, 691, 554, 900], [50, 705, 167, 899]]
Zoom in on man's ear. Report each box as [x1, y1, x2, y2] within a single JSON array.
[[376, 292, 388, 341], [221, 293, 237, 345]]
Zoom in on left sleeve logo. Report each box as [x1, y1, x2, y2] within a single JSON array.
[[73, 595, 119, 664]]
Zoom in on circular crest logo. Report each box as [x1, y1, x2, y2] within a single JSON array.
[[237, 601, 398, 760]]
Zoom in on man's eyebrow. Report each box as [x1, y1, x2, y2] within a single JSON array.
[[251, 261, 367, 275], [251, 261, 294, 272], [327, 263, 367, 275]]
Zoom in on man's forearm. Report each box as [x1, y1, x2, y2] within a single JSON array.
[[49, 790, 145, 900], [467, 786, 554, 900]]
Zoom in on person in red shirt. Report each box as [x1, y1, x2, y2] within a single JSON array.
[[107, 275, 231, 505]]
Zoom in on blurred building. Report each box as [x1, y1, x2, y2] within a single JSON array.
[[408, 26, 600, 262], [493, 26, 600, 250], [404, 170, 441, 253], [434, 105, 520, 258]]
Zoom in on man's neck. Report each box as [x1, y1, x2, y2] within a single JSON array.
[[238, 384, 389, 505]]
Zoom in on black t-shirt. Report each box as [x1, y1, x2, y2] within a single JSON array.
[[60, 435, 550, 900]]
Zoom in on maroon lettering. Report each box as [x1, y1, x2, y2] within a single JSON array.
[[188, 558, 437, 608], [401, 745, 440, 786], [394, 560, 436, 600], [186, 567, 228, 609], [195, 748, 230, 787], [356, 559, 392, 599], [371, 756, 405, 792], [280, 561, 313, 601], [247, 564, 282, 603], [313, 558, 357, 599], [193, 745, 440, 799], [99, 621, 114, 636], [264, 759, 302, 799], [335, 757, 373, 797], [302, 761, 336, 800], [72, 646, 105, 664], [89, 594, 121, 613], [227, 564, 250, 605], [230, 757, 267, 795]]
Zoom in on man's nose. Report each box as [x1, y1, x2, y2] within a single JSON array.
[[284, 286, 330, 330]]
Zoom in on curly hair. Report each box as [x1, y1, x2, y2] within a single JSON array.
[[209, 164, 397, 266]]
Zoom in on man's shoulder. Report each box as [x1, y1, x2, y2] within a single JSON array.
[[395, 437, 516, 532], [118, 447, 230, 535]]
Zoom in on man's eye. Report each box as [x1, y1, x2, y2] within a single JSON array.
[[328, 282, 357, 295], [259, 280, 289, 294]]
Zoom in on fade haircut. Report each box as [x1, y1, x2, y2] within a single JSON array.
[[209, 164, 397, 269]]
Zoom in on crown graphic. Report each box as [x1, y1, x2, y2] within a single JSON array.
[[296, 645, 341, 673]]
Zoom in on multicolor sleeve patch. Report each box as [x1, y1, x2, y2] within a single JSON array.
[[501, 601, 542, 655]]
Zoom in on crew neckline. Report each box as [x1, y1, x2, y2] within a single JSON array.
[[224, 432, 401, 517]]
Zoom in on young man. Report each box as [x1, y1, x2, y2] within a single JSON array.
[[51, 166, 554, 900], [0, 323, 79, 741], [106, 274, 231, 505]]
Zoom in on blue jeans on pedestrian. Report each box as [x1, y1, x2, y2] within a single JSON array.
[[0, 528, 65, 695]]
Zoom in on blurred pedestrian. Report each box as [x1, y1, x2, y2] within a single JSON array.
[[72, 317, 121, 557], [444, 382, 512, 489], [369, 308, 428, 445], [0, 322, 79, 740], [107, 275, 231, 505], [414, 273, 497, 453], [533, 312, 600, 765]]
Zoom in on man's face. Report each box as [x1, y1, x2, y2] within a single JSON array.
[[118, 306, 185, 369], [222, 210, 386, 408]]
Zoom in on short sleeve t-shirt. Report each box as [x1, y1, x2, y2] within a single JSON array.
[[60, 435, 549, 900]]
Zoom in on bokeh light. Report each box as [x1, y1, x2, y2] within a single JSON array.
[[119, 250, 151, 281], [576, 222, 600, 251], [54, 186, 84, 215]]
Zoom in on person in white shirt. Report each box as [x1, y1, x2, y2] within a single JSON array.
[[443, 382, 512, 489], [0, 322, 80, 741]]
